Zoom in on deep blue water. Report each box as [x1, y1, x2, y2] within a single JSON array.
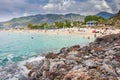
[[0, 31, 95, 66]]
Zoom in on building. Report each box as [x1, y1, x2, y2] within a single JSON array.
[[86, 21, 98, 26]]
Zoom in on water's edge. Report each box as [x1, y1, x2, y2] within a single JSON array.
[[0, 31, 95, 80]]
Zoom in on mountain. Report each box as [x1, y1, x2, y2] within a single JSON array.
[[1, 13, 85, 28], [109, 10, 120, 27], [110, 10, 120, 20], [96, 12, 114, 19]]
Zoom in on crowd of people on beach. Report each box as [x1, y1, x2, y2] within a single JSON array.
[[1, 27, 120, 40]]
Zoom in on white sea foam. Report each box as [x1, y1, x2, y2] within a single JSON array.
[[17, 56, 45, 78], [18, 55, 45, 73], [0, 56, 45, 80]]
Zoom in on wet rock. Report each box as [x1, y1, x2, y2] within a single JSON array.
[[28, 68, 37, 77], [69, 45, 80, 51], [25, 62, 32, 70], [95, 37, 103, 42], [45, 52, 57, 59], [59, 47, 69, 54], [59, 45, 80, 54], [43, 59, 50, 71], [19, 75, 28, 80]]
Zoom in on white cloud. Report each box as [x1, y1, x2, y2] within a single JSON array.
[[43, 0, 76, 12], [101, 0, 113, 13], [94, 5, 102, 10], [42, 0, 116, 15], [106, 0, 120, 13], [59, 0, 76, 11], [23, 13, 29, 16], [43, 3, 54, 10]]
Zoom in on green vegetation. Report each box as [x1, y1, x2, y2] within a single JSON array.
[[64, 20, 71, 28], [73, 21, 82, 27], [26, 14, 120, 29], [54, 21, 64, 28], [27, 15, 108, 29], [27, 23, 48, 29], [27, 23, 33, 29], [85, 15, 108, 24], [108, 10, 120, 27], [117, 24, 120, 28], [27, 20, 83, 29]]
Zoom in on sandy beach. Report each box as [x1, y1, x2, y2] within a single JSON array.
[[1, 27, 120, 39]]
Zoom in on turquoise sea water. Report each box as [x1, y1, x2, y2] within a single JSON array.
[[0, 31, 95, 66]]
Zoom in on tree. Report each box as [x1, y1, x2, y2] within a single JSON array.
[[84, 15, 108, 26], [73, 21, 78, 27], [64, 20, 71, 28], [41, 22, 49, 29], [33, 24, 41, 29], [117, 24, 120, 28], [54, 21, 64, 28], [73, 21, 82, 27], [27, 23, 33, 29]]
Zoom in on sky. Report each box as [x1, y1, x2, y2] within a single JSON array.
[[0, 0, 120, 22]]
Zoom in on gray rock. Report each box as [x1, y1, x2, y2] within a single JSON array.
[[66, 51, 79, 59], [108, 50, 115, 54], [117, 77, 120, 80], [43, 59, 50, 70], [70, 65, 83, 71], [64, 60, 77, 65], [90, 49, 95, 53], [116, 68, 120, 75], [111, 60, 119, 67], [66, 54, 76, 59], [84, 60, 97, 69], [83, 55, 89, 59], [101, 63, 116, 76], [103, 58, 111, 64], [92, 52, 98, 56], [50, 61, 65, 73]]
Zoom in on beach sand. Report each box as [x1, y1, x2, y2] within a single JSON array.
[[1, 27, 120, 39]]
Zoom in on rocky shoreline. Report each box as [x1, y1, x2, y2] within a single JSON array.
[[23, 33, 120, 80]]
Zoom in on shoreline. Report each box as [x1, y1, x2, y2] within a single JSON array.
[[1, 28, 120, 38]]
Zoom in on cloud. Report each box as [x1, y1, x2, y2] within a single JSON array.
[[106, 0, 120, 13], [43, 3, 55, 10], [42, 0, 116, 15], [43, 0, 76, 12], [0, 0, 120, 21], [23, 13, 29, 16], [59, 0, 76, 11]]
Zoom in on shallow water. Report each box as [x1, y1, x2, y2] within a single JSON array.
[[0, 31, 94, 66]]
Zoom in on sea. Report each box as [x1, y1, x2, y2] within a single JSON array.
[[0, 30, 95, 80]]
